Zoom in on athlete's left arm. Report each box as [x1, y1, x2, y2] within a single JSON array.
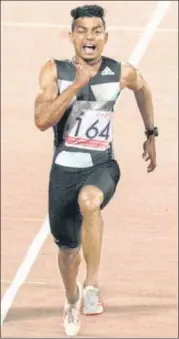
[[120, 62, 157, 173]]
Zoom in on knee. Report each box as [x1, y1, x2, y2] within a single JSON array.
[[78, 185, 104, 216], [58, 248, 81, 270]]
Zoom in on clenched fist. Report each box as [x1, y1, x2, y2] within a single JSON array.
[[73, 61, 96, 88]]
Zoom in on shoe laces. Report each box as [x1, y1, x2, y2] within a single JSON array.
[[65, 306, 79, 324], [85, 288, 100, 306]]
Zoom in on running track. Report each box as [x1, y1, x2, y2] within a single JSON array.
[[1, 1, 178, 337]]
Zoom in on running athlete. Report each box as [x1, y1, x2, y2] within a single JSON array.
[[34, 5, 158, 337]]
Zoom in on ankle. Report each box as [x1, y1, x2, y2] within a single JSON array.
[[83, 278, 98, 288], [66, 284, 79, 305]]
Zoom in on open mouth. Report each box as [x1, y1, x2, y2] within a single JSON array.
[[83, 44, 96, 54]]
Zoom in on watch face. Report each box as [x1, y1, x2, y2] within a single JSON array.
[[145, 127, 158, 137], [154, 127, 159, 136]]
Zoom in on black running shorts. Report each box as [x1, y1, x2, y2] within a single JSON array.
[[48, 160, 120, 249]]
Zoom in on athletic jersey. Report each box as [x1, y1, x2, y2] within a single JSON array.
[[53, 56, 121, 170]]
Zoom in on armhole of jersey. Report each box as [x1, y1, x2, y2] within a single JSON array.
[[119, 61, 125, 93], [53, 59, 61, 95], [118, 61, 122, 84], [52, 59, 61, 148]]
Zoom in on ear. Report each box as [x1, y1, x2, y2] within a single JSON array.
[[105, 32, 108, 44], [69, 31, 74, 44]]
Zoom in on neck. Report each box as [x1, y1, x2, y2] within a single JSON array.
[[73, 55, 102, 67]]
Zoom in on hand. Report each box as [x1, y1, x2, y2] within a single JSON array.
[[142, 136, 157, 173], [73, 61, 94, 88]]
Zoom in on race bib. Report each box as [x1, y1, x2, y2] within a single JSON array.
[[63, 107, 112, 151]]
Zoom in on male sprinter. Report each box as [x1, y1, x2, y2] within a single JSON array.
[[34, 5, 158, 337]]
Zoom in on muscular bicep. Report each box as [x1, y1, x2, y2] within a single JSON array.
[[35, 81, 58, 106], [35, 59, 58, 107], [34, 59, 59, 129], [120, 62, 145, 92]]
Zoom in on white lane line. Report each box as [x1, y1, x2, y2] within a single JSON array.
[[1, 216, 50, 325], [1, 22, 177, 33], [129, 1, 171, 66], [0, 0, 171, 327]]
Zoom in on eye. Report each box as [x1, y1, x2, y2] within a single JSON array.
[[76, 28, 86, 34], [94, 29, 103, 35]]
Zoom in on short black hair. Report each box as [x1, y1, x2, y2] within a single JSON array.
[[70, 5, 106, 31]]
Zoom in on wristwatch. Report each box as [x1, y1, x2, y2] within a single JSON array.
[[145, 126, 159, 138]]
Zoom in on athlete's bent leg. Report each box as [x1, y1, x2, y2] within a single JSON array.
[[78, 185, 104, 287]]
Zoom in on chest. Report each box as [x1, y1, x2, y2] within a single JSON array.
[[57, 77, 120, 103]]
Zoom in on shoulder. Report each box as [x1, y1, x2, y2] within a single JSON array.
[[39, 59, 58, 87], [40, 58, 57, 75], [121, 62, 138, 79], [120, 62, 143, 90], [38, 58, 72, 87], [38, 58, 74, 88], [40, 58, 71, 74]]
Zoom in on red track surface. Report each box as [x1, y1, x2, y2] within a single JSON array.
[[1, 1, 178, 337]]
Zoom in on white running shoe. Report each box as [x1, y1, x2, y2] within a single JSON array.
[[63, 282, 82, 337], [82, 285, 104, 316]]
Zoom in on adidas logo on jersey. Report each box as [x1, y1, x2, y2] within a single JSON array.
[[101, 66, 115, 76]]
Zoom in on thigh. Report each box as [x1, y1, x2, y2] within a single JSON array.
[[84, 160, 121, 209], [48, 164, 82, 248]]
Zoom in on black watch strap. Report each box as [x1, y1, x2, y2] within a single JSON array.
[[145, 126, 159, 137]]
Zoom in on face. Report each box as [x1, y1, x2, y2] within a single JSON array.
[[69, 17, 108, 62]]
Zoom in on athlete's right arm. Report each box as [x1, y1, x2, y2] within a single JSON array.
[[34, 59, 81, 131]]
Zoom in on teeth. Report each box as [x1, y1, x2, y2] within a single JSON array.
[[83, 45, 96, 54], [84, 45, 95, 49]]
